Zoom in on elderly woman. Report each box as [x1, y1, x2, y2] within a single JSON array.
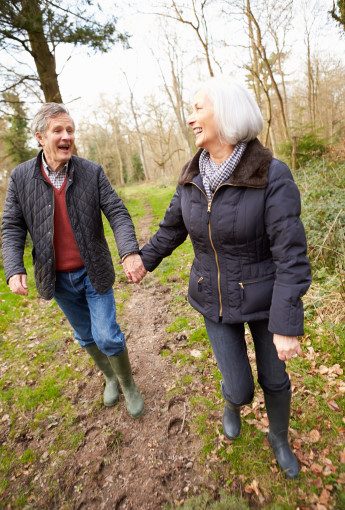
[[139, 78, 311, 478]]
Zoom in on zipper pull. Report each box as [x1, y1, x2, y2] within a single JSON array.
[[239, 282, 244, 299], [207, 201, 211, 224], [198, 276, 204, 292]]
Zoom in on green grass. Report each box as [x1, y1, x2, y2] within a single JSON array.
[[166, 316, 190, 333], [165, 490, 250, 509]]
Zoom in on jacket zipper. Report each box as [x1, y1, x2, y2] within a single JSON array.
[[187, 179, 266, 316], [190, 182, 223, 317], [239, 275, 273, 299], [239, 275, 273, 287]]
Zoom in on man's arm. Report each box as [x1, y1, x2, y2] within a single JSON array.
[[1, 174, 28, 288], [97, 167, 147, 282], [97, 166, 139, 258]]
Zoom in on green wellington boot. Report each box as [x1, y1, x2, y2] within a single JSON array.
[[108, 348, 144, 418], [85, 344, 119, 407], [264, 389, 300, 479]]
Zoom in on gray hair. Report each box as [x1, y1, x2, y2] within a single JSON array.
[[199, 78, 263, 145], [32, 102, 73, 135]]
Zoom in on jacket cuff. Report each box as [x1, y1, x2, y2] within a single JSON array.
[[120, 251, 139, 263], [6, 268, 27, 285], [268, 283, 305, 336]]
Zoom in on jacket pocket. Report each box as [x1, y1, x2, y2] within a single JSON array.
[[188, 262, 207, 309], [239, 274, 275, 315]]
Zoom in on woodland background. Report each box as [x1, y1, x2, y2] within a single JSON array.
[[0, 1, 344, 509]]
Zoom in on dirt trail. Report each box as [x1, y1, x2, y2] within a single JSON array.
[[47, 210, 212, 509]]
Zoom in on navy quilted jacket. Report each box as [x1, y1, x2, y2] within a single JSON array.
[[2, 151, 139, 299], [140, 139, 311, 336]]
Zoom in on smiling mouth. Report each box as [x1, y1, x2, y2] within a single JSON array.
[[193, 127, 202, 136], [58, 145, 71, 151]]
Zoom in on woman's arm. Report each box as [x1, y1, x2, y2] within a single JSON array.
[[265, 161, 312, 340]]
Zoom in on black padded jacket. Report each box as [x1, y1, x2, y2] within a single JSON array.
[[140, 139, 312, 336], [2, 151, 139, 299]]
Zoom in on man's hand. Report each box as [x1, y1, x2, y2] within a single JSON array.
[[122, 254, 147, 283], [273, 334, 302, 361], [8, 274, 28, 295]]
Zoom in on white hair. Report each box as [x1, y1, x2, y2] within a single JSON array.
[[199, 78, 263, 144], [31, 102, 72, 135]]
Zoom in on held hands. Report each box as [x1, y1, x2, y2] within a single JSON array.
[[122, 254, 147, 283], [273, 333, 302, 361], [8, 274, 28, 295]]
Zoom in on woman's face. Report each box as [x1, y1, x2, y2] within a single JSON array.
[[188, 89, 219, 151]]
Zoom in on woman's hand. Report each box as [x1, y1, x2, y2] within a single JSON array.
[[273, 334, 302, 361]]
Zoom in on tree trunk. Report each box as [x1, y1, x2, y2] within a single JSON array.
[[125, 78, 149, 180], [21, 0, 62, 102], [247, 8, 262, 108], [246, 0, 290, 141]]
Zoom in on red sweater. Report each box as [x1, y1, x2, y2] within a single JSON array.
[[42, 169, 84, 271]]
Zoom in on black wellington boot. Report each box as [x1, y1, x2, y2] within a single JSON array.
[[223, 402, 241, 439], [264, 389, 300, 479], [85, 344, 119, 406], [108, 348, 144, 418]]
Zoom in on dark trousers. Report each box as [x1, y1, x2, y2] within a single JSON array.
[[204, 318, 290, 406]]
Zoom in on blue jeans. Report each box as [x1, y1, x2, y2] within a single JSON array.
[[54, 267, 125, 356], [204, 318, 290, 406]]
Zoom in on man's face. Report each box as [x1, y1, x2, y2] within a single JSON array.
[[35, 113, 75, 170]]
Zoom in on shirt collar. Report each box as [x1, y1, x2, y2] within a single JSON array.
[[42, 152, 68, 175]]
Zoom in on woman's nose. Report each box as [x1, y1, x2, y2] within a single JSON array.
[[187, 113, 195, 126]]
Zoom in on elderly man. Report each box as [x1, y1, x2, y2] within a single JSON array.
[[2, 103, 146, 418]]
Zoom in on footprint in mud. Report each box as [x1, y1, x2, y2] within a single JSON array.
[[167, 395, 189, 437], [115, 493, 130, 509]]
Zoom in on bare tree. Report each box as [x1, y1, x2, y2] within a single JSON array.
[[123, 73, 150, 180], [301, 0, 323, 129], [244, 0, 290, 141], [154, 0, 218, 77], [151, 30, 195, 156], [266, 1, 292, 123]]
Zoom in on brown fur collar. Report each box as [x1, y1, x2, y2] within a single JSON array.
[[178, 138, 273, 188]]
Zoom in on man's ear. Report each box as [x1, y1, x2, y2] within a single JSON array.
[[35, 131, 44, 147]]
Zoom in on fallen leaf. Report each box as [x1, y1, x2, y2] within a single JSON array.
[[330, 363, 343, 376], [244, 479, 265, 504], [319, 489, 330, 505], [327, 400, 340, 411], [190, 349, 202, 358], [309, 429, 321, 443], [310, 463, 323, 474], [323, 465, 334, 476]]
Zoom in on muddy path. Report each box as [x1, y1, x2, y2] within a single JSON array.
[[42, 209, 213, 510]]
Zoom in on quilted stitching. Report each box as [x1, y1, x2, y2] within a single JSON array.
[[2, 152, 139, 300]]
